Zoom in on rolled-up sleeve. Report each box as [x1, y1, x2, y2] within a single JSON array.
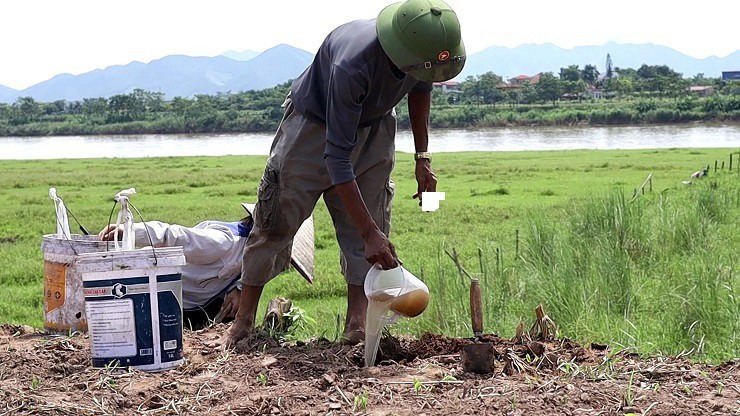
[[323, 65, 368, 185]]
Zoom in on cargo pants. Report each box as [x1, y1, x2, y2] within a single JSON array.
[[242, 96, 396, 286]]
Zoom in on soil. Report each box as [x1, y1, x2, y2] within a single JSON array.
[[0, 324, 737, 415]]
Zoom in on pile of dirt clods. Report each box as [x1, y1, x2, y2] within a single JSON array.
[[0, 324, 737, 415]]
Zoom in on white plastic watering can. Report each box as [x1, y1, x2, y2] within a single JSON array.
[[364, 264, 429, 367]]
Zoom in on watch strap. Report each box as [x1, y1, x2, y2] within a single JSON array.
[[414, 151, 432, 161]]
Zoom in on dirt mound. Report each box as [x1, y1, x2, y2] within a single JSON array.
[[0, 324, 737, 415]]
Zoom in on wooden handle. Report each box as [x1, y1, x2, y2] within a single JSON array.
[[470, 279, 483, 336]]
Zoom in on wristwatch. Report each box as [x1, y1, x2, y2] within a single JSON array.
[[414, 151, 432, 161]]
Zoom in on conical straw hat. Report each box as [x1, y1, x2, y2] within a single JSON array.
[[291, 215, 314, 284]]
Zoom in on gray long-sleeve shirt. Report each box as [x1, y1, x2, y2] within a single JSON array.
[[290, 19, 432, 185]]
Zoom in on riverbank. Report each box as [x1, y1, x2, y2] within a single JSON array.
[[2, 95, 739, 137], [1, 148, 738, 362]]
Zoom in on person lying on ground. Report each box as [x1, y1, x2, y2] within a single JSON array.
[[98, 203, 314, 330], [217, 0, 465, 348]]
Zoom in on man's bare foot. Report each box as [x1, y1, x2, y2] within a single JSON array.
[[212, 317, 253, 350], [209, 284, 263, 350], [342, 328, 365, 345], [342, 283, 367, 345], [342, 313, 366, 345]]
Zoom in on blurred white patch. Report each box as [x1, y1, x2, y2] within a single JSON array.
[[421, 192, 445, 212]]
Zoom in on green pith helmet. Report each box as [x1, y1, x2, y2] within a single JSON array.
[[376, 0, 465, 82]]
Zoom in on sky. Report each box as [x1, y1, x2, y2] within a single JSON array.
[[1, 0, 738, 90]]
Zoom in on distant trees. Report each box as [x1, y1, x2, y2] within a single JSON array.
[[452, 60, 715, 106], [557, 65, 590, 100], [581, 64, 599, 86], [0, 82, 292, 136], [461, 72, 504, 105], [603, 76, 634, 96], [535, 73, 563, 104], [82, 97, 108, 120], [559, 65, 581, 82], [1, 60, 738, 136]]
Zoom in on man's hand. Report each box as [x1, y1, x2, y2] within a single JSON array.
[[412, 159, 437, 206], [98, 224, 123, 241], [334, 179, 401, 270], [215, 288, 241, 324], [364, 228, 400, 270], [407, 88, 433, 206]]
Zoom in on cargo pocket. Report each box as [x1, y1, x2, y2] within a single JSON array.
[[255, 165, 280, 230], [382, 179, 395, 235]]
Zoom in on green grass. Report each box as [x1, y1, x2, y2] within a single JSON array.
[[0, 148, 737, 361]]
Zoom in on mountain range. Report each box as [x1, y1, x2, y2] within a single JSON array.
[[0, 44, 313, 104], [1, 42, 738, 103], [221, 49, 260, 62]]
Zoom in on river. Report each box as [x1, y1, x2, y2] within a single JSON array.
[[1, 123, 738, 160]]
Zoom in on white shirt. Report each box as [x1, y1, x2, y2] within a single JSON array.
[[133, 220, 245, 310]]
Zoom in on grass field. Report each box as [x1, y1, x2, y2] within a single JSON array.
[[0, 147, 737, 362]]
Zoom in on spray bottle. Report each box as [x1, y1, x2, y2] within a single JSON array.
[[113, 188, 137, 251], [48, 188, 71, 239]]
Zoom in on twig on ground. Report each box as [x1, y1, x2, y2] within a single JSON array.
[[335, 385, 352, 406], [643, 401, 659, 416], [470, 386, 515, 399], [385, 380, 464, 386]]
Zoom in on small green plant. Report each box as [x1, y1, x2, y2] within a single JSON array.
[[266, 306, 318, 342], [284, 306, 317, 337], [623, 369, 635, 407], [353, 390, 368, 411], [31, 377, 40, 390], [257, 373, 267, 386], [716, 381, 724, 396], [558, 360, 578, 375], [441, 374, 458, 382], [508, 395, 518, 411], [104, 360, 121, 371], [334, 313, 342, 342], [412, 378, 423, 395]]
